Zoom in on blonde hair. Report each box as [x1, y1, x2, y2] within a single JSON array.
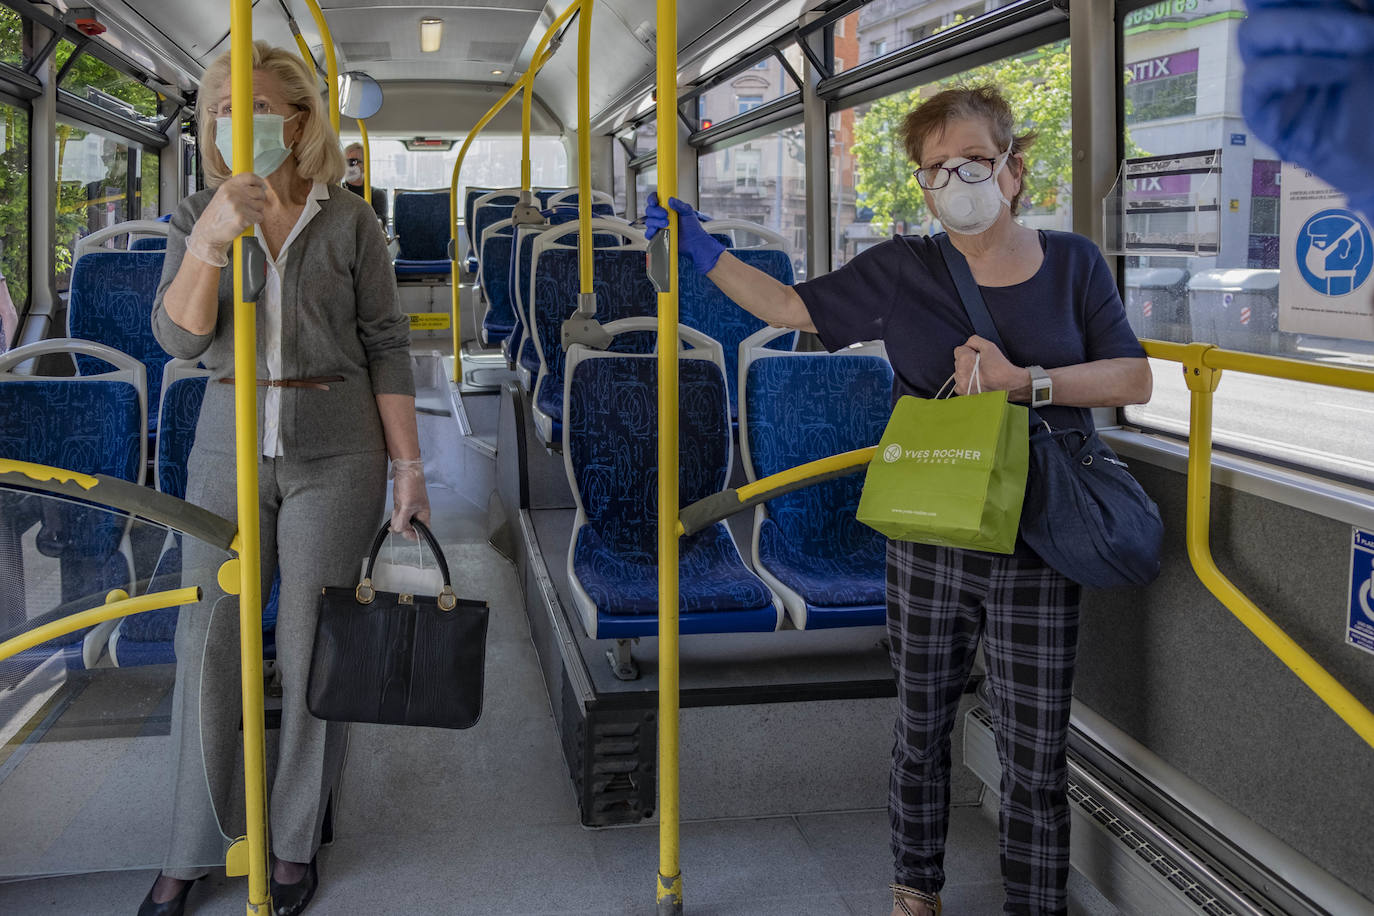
[[197, 41, 345, 188]]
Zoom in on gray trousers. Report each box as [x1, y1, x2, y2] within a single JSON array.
[[163, 447, 387, 877]]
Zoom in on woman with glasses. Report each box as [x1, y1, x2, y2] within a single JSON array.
[[645, 85, 1151, 916], [342, 142, 387, 224], [143, 42, 427, 916]]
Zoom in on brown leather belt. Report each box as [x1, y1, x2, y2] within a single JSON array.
[[218, 376, 344, 391]]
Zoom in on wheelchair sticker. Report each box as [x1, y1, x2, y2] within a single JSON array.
[[1296, 209, 1372, 297], [1348, 527, 1374, 655]]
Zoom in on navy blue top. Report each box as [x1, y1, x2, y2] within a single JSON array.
[[794, 230, 1145, 435]]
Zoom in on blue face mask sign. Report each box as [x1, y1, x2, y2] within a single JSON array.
[[1295, 209, 1372, 297], [1348, 528, 1374, 656]]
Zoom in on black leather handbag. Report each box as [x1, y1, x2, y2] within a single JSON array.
[[307, 519, 488, 729]]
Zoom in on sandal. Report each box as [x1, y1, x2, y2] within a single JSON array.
[[890, 882, 942, 916]]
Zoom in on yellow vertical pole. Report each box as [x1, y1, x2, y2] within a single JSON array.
[[521, 62, 534, 194], [301, 0, 339, 133], [229, 2, 271, 913], [577, 0, 592, 294], [655, 0, 682, 912], [357, 118, 371, 206]]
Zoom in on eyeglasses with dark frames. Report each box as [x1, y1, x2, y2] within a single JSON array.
[[913, 156, 998, 190], [346, 158, 363, 166]]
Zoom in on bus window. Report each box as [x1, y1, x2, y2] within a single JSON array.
[[0, 99, 30, 321], [337, 135, 568, 225], [56, 42, 159, 126], [830, 39, 1072, 271], [697, 124, 807, 280], [139, 149, 159, 219], [0, 6, 23, 68], [693, 45, 803, 131], [831, 0, 1021, 73], [55, 123, 130, 290], [634, 165, 656, 211], [1120, 4, 1374, 486]]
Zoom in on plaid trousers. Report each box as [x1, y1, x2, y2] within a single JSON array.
[[886, 539, 1081, 916]]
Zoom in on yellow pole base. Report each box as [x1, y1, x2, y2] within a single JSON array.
[[656, 872, 682, 914]]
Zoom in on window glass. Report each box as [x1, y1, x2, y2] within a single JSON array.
[[1121, 2, 1374, 484], [832, 0, 1014, 72], [55, 122, 129, 290], [139, 149, 159, 219], [56, 43, 160, 125], [336, 135, 569, 223], [635, 165, 657, 210], [0, 99, 29, 342], [830, 39, 1072, 270], [697, 123, 807, 281], [612, 135, 628, 218], [695, 45, 802, 131], [0, 6, 24, 68]]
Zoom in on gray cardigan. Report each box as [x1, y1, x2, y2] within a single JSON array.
[[152, 184, 414, 461]]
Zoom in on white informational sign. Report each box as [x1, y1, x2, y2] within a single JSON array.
[[1278, 165, 1374, 341], [1348, 528, 1374, 656]]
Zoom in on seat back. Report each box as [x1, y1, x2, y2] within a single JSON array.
[[73, 219, 169, 259], [393, 190, 452, 260], [478, 219, 517, 345], [546, 189, 616, 213], [155, 359, 210, 498], [67, 250, 170, 429], [739, 326, 890, 570], [565, 323, 731, 557]]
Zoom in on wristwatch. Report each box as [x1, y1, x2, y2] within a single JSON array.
[[1027, 365, 1052, 407]]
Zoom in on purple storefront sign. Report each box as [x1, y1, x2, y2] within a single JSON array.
[[1130, 173, 1193, 197], [1252, 159, 1281, 198], [1127, 48, 1199, 83]]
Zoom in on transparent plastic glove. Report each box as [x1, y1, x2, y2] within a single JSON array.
[[1238, 3, 1374, 217], [187, 173, 268, 266], [643, 192, 726, 274], [389, 458, 431, 541]]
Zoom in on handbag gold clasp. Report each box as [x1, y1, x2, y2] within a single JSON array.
[[399, 593, 414, 605], [355, 579, 376, 604], [438, 586, 457, 611]]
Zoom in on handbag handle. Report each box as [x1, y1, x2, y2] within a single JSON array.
[[354, 518, 458, 611], [934, 233, 1044, 428]]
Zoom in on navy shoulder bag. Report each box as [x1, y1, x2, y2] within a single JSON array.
[[936, 234, 1163, 588]]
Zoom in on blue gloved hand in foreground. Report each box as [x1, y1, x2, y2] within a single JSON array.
[[643, 193, 727, 274], [1238, 2, 1374, 217]]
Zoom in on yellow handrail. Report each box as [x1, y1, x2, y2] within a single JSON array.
[[229, 3, 272, 910], [447, 2, 581, 382], [300, 0, 339, 133], [357, 118, 371, 206], [1143, 340, 1374, 751], [577, 0, 593, 296], [0, 587, 200, 664], [655, 1, 682, 913]]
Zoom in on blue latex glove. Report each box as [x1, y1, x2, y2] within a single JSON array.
[[643, 192, 726, 273], [1239, 1, 1374, 217]]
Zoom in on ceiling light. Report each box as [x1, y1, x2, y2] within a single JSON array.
[[491, 68, 504, 76], [419, 18, 443, 54]]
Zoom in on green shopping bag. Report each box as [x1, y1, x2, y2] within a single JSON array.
[[857, 389, 1029, 553]]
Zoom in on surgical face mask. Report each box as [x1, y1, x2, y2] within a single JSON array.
[[214, 112, 299, 177], [925, 141, 1014, 235], [344, 164, 363, 184]]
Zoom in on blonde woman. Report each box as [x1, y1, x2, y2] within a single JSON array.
[[142, 42, 427, 916]]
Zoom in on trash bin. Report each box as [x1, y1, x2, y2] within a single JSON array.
[[1186, 268, 1289, 354], [1124, 267, 1189, 342]]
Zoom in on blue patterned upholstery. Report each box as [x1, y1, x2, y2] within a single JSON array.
[[0, 376, 142, 664], [533, 248, 657, 440], [394, 192, 452, 260], [68, 251, 171, 433], [480, 229, 516, 345], [464, 188, 495, 251], [156, 375, 207, 499], [744, 353, 893, 629], [679, 249, 794, 420], [130, 236, 166, 250], [567, 354, 778, 638]]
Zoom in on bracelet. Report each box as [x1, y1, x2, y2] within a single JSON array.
[[185, 234, 229, 268]]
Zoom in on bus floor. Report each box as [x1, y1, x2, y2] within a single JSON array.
[[0, 403, 1120, 916]]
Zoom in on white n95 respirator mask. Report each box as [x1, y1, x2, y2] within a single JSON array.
[[927, 143, 1014, 235]]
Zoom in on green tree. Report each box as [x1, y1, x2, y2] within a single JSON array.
[[851, 40, 1143, 233]]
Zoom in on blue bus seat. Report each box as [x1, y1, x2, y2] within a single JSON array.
[[0, 339, 146, 668], [393, 190, 454, 278], [72, 219, 169, 260], [67, 249, 171, 437], [529, 220, 651, 444], [547, 189, 616, 214], [478, 219, 517, 346], [563, 320, 781, 639], [130, 237, 167, 250], [738, 327, 892, 629]]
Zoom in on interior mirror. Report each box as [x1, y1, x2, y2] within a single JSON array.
[[339, 71, 383, 120]]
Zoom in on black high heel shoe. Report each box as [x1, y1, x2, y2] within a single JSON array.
[[136, 875, 195, 916], [270, 857, 318, 916]]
